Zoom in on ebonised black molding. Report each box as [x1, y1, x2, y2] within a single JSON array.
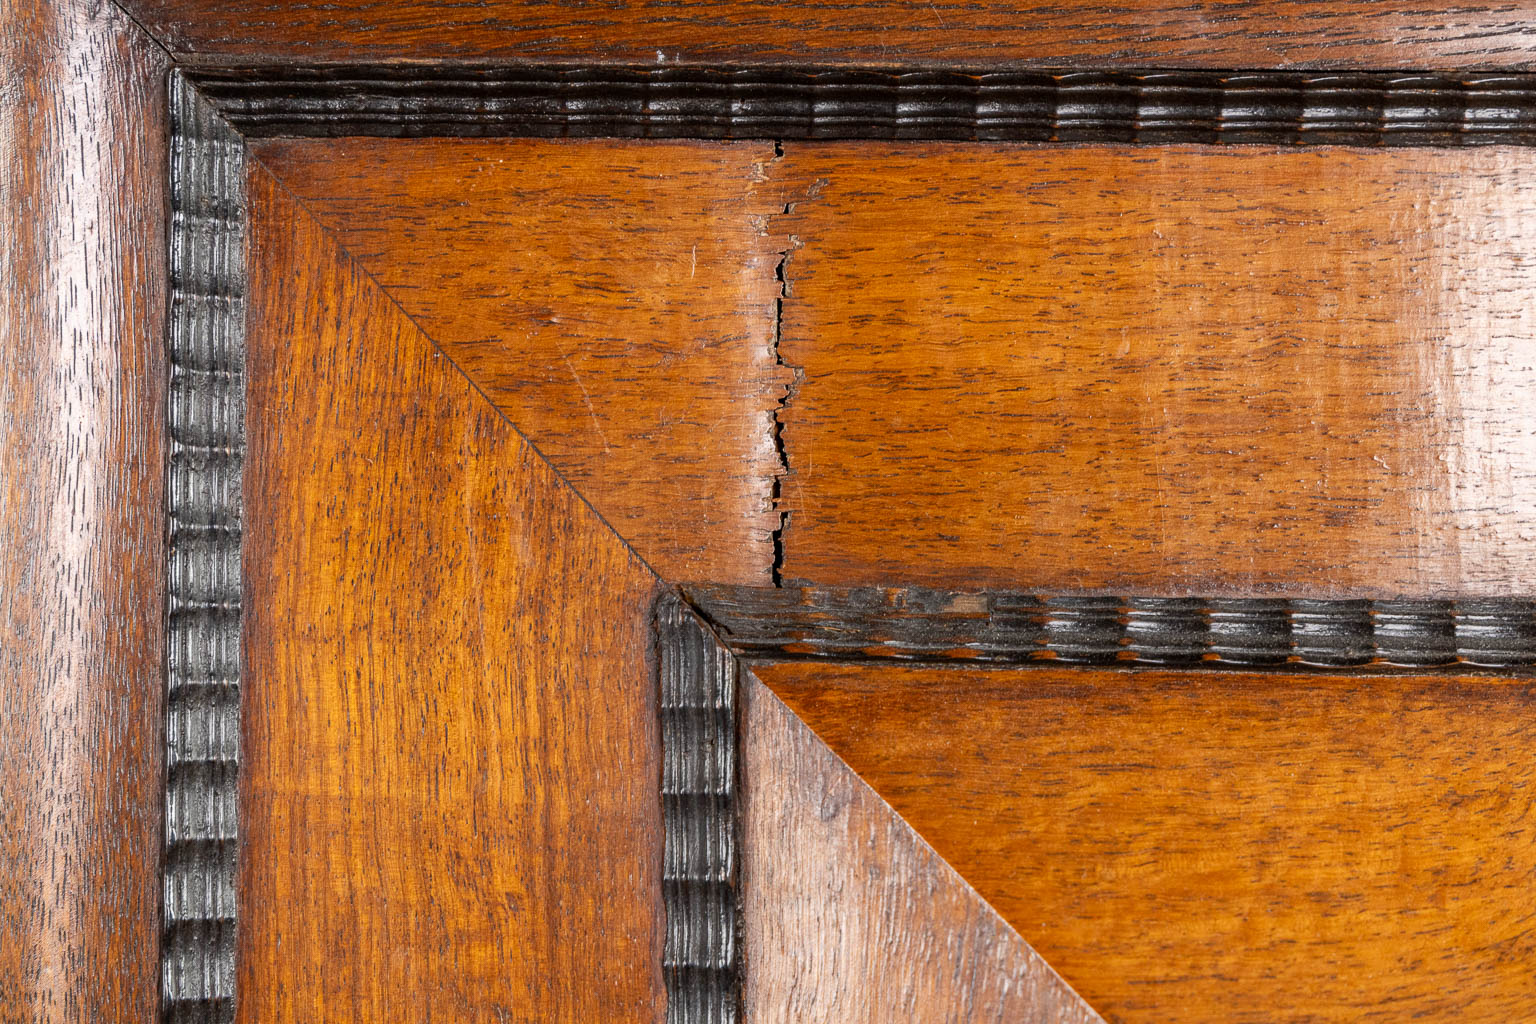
[[656, 592, 741, 1024], [687, 585, 1536, 669], [164, 72, 244, 1024], [183, 66, 1536, 144]]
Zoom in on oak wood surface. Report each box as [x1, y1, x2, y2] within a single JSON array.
[[740, 670, 1104, 1024], [0, 2, 169, 1019], [751, 659, 1536, 1023], [116, 0, 1536, 71], [251, 137, 796, 584], [239, 167, 665, 1021], [774, 143, 1536, 597]]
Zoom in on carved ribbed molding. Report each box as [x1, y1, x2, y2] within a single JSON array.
[[656, 593, 740, 1024], [687, 585, 1536, 669], [164, 73, 244, 1024], [187, 66, 1536, 144]]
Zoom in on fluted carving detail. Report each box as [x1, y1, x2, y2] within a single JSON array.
[[165, 72, 244, 1024], [688, 585, 1536, 669]]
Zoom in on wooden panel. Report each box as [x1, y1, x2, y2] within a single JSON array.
[[751, 659, 1536, 1023], [252, 137, 794, 584], [0, 2, 168, 1020], [240, 166, 664, 1020], [118, 0, 1536, 70], [775, 143, 1536, 597], [740, 671, 1104, 1024]]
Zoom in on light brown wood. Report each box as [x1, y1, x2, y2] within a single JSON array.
[[0, 2, 168, 1019], [239, 166, 665, 1021], [751, 659, 1536, 1023], [251, 137, 796, 584], [118, 0, 1536, 70], [740, 670, 1104, 1024], [774, 143, 1536, 597]]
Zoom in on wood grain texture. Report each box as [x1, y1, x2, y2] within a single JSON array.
[[740, 670, 1105, 1024], [240, 166, 665, 1021], [115, 0, 1536, 71], [751, 660, 1536, 1023], [0, 2, 168, 1020], [775, 143, 1536, 597], [251, 137, 796, 584]]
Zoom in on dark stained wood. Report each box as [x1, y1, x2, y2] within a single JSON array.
[[774, 143, 1536, 597], [0, 2, 168, 1020], [251, 136, 795, 584], [115, 0, 1536, 71], [191, 67, 1536, 147], [740, 670, 1105, 1023], [751, 659, 1536, 1023], [239, 166, 665, 1021]]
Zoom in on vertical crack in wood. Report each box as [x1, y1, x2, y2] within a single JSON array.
[[164, 72, 244, 1024], [657, 592, 741, 1024]]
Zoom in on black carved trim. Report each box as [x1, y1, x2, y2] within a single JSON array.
[[183, 66, 1536, 144], [685, 585, 1536, 669], [656, 592, 740, 1024], [165, 72, 244, 1024]]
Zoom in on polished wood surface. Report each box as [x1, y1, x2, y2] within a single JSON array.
[[252, 137, 793, 584], [751, 659, 1536, 1023], [775, 143, 1536, 597], [240, 167, 664, 1021], [118, 0, 1536, 70], [740, 671, 1104, 1024], [0, 2, 168, 1019]]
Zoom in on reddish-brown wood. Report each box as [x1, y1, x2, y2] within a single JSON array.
[[0, 2, 168, 1019], [751, 659, 1536, 1023], [117, 0, 1536, 70], [251, 137, 796, 584], [774, 143, 1536, 597], [239, 166, 665, 1021], [741, 671, 1105, 1024]]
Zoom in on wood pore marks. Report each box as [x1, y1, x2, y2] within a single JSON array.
[[252, 137, 797, 584], [774, 143, 1536, 597], [751, 659, 1536, 1023], [0, 2, 169, 1019], [240, 167, 664, 1021], [117, 0, 1536, 70], [740, 672, 1105, 1024]]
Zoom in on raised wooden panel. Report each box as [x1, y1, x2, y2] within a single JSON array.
[[0, 2, 169, 1019], [740, 671, 1103, 1024], [774, 143, 1536, 596], [239, 166, 664, 1021], [252, 137, 793, 584], [117, 0, 1536, 70], [751, 659, 1536, 1023]]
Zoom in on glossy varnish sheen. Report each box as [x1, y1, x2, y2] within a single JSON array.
[[252, 137, 796, 584], [740, 672, 1104, 1024], [752, 660, 1536, 1023], [776, 143, 1536, 596], [0, 1, 168, 1019], [239, 168, 664, 1021], [118, 0, 1536, 70]]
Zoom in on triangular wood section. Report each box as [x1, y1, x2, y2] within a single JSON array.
[[250, 136, 799, 584], [240, 165, 664, 1021], [740, 670, 1105, 1024], [751, 659, 1536, 1023]]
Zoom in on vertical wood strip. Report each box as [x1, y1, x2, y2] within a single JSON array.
[[163, 74, 244, 1024], [657, 594, 741, 1024]]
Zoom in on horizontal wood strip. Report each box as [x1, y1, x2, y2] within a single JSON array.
[[119, 0, 1536, 70], [196, 67, 1536, 144], [753, 659, 1536, 1022], [774, 143, 1536, 597]]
